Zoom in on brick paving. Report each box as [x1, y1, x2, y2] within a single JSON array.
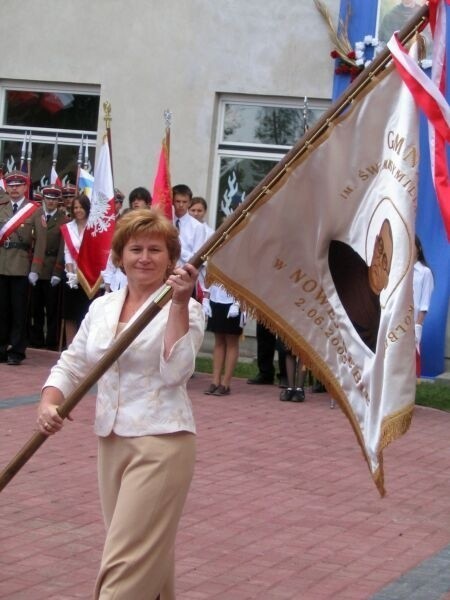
[[1, 348, 450, 599]]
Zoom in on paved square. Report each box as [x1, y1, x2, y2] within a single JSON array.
[[1, 349, 450, 599]]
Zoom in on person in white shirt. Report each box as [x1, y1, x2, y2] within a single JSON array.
[[37, 208, 204, 599], [101, 251, 128, 293], [61, 194, 92, 345], [413, 235, 434, 376], [172, 184, 206, 266], [189, 196, 214, 240], [189, 196, 215, 299], [203, 284, 244, 396]]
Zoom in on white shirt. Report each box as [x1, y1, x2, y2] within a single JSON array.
[[174, 212, 206, 265], [44, 286, 205, 437], [101, 251, 128, 291], [413, 261, 434, 322], [202, 221, 214, 240], [11, 197, 25, 210], [209, 283, 236, 304]]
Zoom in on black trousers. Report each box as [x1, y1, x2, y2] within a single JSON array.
[[0, 275, 29, 359], [256, 322, 286, 380], [29, 279, 62, 349]]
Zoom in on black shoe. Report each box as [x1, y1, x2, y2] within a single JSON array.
[[213, 385, 231, 396], [7, 356, 23, 366], [247, 374, 274, 385], [280, 387, 295, 401], [291, 387, 305, 402], [204, 384, 219, 395], [0, 353, 7, 363]]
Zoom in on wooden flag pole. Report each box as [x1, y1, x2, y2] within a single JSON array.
[[164, 108, 172, 160], [75, 136, 83, 194], [0, 4, 429, 493], [103, 101, 114, 177]]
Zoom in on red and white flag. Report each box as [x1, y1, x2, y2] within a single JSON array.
[[50, 165, 62, 187], [207, 64, 420, 495], [78, 139, 115, 298], [152, 138, 173, 221], [387, 0, 450, 240]]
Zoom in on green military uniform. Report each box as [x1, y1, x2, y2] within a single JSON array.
[[0, 171, 46, 364], [29, 198, 67, 349]]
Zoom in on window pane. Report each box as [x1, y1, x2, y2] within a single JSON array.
[[223, 103, 311, 146], [215, 156, 278, 227], [2, 140, 95, 190], [5, 90, 100, 131]]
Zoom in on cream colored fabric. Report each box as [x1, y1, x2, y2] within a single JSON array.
[[94, 432, 196, 600], [207, 66, 419, 491], [44, 286, 204, 436]]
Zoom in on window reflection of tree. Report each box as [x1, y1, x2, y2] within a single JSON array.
[[254, 108, 303, 145], [216, 157, 277, 226]]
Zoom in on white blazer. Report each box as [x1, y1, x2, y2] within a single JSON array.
[[44, 286, 205, 437]]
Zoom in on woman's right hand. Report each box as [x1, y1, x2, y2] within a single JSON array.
[[37, 404, 64, 436]]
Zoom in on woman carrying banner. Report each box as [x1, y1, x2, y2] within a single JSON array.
[[60, 194, 92, 345], [413, 235, 434, 376], [36, 209, 204, 599]]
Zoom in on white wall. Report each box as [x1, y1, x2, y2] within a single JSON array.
[[0, 0, 339, 200]]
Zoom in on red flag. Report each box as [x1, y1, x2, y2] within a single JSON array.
[[152, 139, 173, 220], [77, 139, 115, 298]]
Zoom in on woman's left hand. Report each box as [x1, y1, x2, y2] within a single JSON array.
[[167, 264, 198, 305]]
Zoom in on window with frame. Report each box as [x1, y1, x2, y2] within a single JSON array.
[[211, 95, 329, 229], [0, 81, 100, 190]]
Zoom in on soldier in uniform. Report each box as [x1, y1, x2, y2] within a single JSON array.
[[61, 183, 76, 217], [0, 170, 46, 365], [29, 184, 67, 350]]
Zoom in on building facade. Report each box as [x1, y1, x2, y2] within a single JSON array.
[[0, 0, 339, 227]]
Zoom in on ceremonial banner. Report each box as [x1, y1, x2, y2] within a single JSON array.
[[152, 139, 173, 220], [78, 140, 115, 298], [208, 66, 419, 495]]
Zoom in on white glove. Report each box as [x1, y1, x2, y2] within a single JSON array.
[[202, 298, 212, 318], [415, 323, 423, 350], [227, 302, 240, 319], [28, 272, 38, 286], [66, 272, 79, 289], [50, 276, 61, 287]]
